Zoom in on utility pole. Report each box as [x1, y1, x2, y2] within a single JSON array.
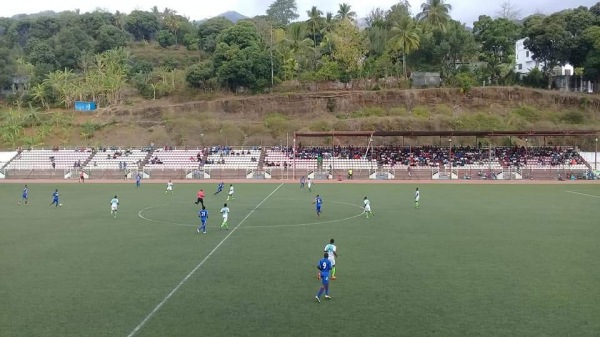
[[270, 24, 274, 90]]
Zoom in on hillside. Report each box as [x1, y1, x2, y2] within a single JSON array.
[[1, 87, 599, 150]]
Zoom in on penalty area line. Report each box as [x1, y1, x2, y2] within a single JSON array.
[[126, 183, 284, 337]]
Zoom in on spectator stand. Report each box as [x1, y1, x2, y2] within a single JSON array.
[[293, 130, 599, 180], [4, 147, 94, 179], [0, 150, 19, 179], [141, 147, 209, 179], [87, 147, 151, 180], [201, 146, 262, 180]]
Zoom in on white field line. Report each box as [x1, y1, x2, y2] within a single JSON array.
[[565, 190, 600, 199], [244, 200, 365, 228], [126, 183, 284, 337], [139, 200, 364, 229]]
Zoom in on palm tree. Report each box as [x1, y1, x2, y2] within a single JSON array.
[[306, 6, 323, 49], [336, 3, 357, 22], [283, 24, 314, 72], [389, 17, 422, 79], [416, 0, 452, 31]]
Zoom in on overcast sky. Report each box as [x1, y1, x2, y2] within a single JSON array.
[[1, 0, 597, 26]]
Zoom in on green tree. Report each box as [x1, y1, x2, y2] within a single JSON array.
[[96, 25, 130, 53], [563, 7, 597, 69], [416, 0, 453, 32], [28, 42, 57, 67], [78, 11, 115, 39], [0, 47, 16, 90], [266, 0, 299, 26], [282, 23, 314, 71], [185, 61, 215, 88], [582, 26, 600, 87], [156, 30, 176, 48], [473, 15, 521, 84], [524, 14, 573, 88], [51, 27, 94, 70], [385, 1, 412, 27], [389, 17, 422, 79], [30, 17, 62, 40], [306, 6, 323, 49], [197, 17, 233, 53], [213, 22, 274, 91], [329, 19, 366, 78], [125, 10, 160, 41], [336, 3, 357, 22]]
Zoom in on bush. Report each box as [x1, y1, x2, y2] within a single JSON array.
[[263, 113, 291, 138], [561, 111, 585, 124], [520, 67, 547, 89], [455, 72, 476, 93]]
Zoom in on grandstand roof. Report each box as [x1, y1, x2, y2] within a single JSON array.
[[294, 130, 600, 138]]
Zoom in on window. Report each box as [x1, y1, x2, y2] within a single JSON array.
[[565, 69, 571, 76], [518, 64, 523, 70], [526, 51, 530, 58]]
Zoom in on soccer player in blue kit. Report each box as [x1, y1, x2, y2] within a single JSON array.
[[49, 189, 60, 207], [313, 194, 323, 218], [214, 182, 224, 195], [315, 252, 332, 303], [197, 206, 208, 234], [18, 185, 29, 205]]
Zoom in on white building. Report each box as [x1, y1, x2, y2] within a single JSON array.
[[515, 38, 574, 76]]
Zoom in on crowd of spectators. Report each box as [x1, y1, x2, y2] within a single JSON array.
[[271, 145, 585, 168]]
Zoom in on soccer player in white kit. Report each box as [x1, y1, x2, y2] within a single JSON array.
[[220, 203, 230, 230], [227, 184, 235, 201], [307, 178, 313, 192], [324, 239, 337, 280], [415, 187, 420, 209], [110, 195, 119, 218], [363, 196, 373, 218], [165, 180, 174, 195]]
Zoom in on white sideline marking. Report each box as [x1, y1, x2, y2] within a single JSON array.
[[566, 190, 600, 199], [126, 183, 284, 337]]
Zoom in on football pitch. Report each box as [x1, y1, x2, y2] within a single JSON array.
[[1, 181, 600, 337]]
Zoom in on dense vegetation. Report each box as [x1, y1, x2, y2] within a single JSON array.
[[1, 0, 600, 107], [0, 1, 600, 148]]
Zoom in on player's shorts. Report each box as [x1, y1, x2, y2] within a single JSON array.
[[223, 216, 228, 222], [415, 198, 420, 202], [328, 257, 335, 267], [201, 219, 207, 225], [316, 206, 321, 212], [111, 205, 118, 211], [320, 273, 330, 285], [167, 186, 173, 191], [228, 191, 233, 195], [53, 199, 59, 203], [22, 195, 28, 199], [364, 205, 371, 212]]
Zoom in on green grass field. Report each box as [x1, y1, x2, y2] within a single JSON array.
[[1, 182, 600, 337]]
